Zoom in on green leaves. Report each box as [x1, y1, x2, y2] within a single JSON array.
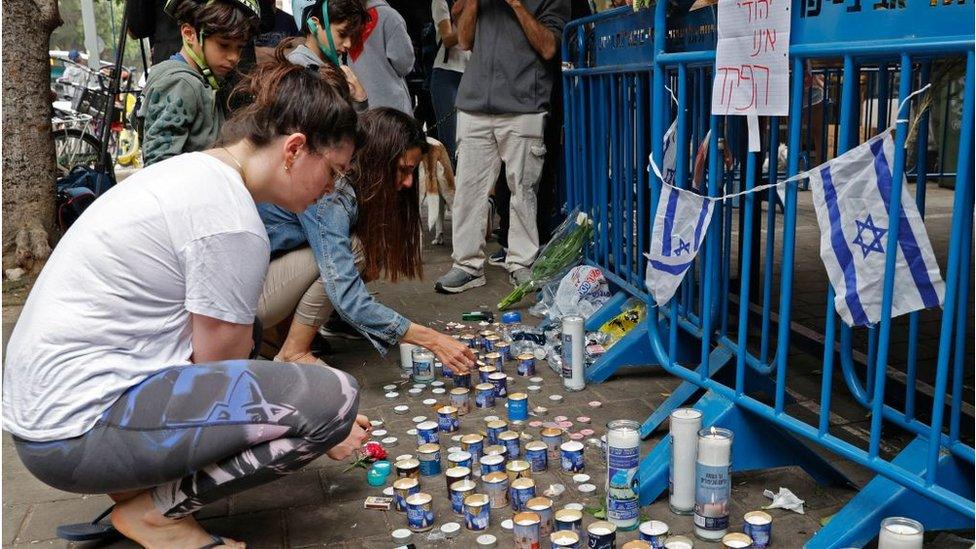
[[497, 212, 593, 310]]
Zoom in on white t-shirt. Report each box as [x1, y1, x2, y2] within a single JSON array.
[[432, 0, 469, 73], [3, 153, 270, 441]]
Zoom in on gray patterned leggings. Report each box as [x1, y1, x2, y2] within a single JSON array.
[[14, 360, 360, 518]]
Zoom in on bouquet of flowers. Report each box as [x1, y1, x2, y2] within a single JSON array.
[[343, 441, 387, 472], [498, 210, 594, 310]]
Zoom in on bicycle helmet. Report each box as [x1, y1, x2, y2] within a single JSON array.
[[164, 0, 262, 89], [164, 0, 260, 20], [291, 0, 340, 66]]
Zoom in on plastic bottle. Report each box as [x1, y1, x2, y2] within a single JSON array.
[[500, 311, 523, 354], [500, 311, 523, 341]]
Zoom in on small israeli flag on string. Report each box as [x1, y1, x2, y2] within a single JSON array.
[[809, 132, 945, 327], [645, 184, 716, 306], [661, 120, 678, 186]]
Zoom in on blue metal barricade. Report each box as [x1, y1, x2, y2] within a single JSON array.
[[562, 1, 974, 545]]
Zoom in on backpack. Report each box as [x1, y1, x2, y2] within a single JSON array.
[[56, 166, 116, 232]]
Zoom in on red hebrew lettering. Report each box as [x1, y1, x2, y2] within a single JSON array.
[[756, 0, 771, 18], [734, 65, 756, 111], [752, 65, 771, 106], [751, 28, 777, 56], [736, 0, 756, 20], [717, 66, 741, 106]]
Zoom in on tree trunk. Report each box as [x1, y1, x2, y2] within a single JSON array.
[[2, 0, 62, 273]]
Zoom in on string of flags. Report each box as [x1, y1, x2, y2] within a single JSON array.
[[642, 88, 945, 327]]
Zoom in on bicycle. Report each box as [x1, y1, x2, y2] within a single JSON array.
[[53, 59, 143, 174], [51, 103, 108, 177]]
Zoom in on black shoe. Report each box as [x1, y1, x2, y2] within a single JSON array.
[[488, 248, 507, 267], [310, 332, 333, 356], [319, 313, 364, 340]]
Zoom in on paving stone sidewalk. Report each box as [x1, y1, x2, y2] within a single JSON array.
[[3, 188, 972, 548]]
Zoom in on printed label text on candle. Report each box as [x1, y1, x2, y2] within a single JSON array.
[[694, 463, 731, 530]]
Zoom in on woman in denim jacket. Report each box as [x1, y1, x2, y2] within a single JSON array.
[[257, 108, 476, 374]]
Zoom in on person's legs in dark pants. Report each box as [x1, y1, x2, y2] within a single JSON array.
[[490, 169, 510, 265], [429, 68, 463, 166], [15, 360, 360, 545]]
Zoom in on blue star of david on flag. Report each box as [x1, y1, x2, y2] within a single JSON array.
[[808, 133, 945, 327], [674, 238, 691, 256], [851, 214, 887, 258], [645, 183, 715, 306]]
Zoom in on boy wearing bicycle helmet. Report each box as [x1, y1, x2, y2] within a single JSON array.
[[140, 0, 260, 166], [287, 0, 370, 112]]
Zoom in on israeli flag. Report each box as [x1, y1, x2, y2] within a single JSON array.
[[645, 184, 716, 306], [809, 133, 945, 327], [662, 120, 678, 186]]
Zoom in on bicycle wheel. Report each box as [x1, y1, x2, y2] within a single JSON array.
[[53, 128, 110, 176]]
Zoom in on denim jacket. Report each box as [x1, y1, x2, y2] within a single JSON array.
[[258, 178, 411, 354]]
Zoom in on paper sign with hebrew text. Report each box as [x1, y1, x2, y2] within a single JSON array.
[[711, 0, 790, 116]]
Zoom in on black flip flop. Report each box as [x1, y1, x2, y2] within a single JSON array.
[[198, 534, 228, 549], [56, 505, 120, 541]]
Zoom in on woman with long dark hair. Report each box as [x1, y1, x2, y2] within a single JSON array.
[[4, 62, 372, 549], [257, 107, 475, 372]]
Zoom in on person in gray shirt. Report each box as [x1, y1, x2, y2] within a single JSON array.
[[434, 0, 570, 294]]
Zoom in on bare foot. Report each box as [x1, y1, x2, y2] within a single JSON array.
[[111, 492, 245, 549]]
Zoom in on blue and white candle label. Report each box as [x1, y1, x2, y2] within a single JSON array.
[[451, 490, 465, 514], [414, 359, 432, 376], [607, 446, 640, 522], [560, 333, 574, 379], [407, 503, 434, 529], [693, 463, 731, 530]]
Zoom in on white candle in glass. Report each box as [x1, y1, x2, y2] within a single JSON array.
[[399, 342, 417, 370], [669, 408, 702, 513], [878, 517, 924, 549], [694, 427, 733, 541], [605, 419, 641, 530]]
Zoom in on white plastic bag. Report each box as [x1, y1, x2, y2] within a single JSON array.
[[549, 266, 611, 320]]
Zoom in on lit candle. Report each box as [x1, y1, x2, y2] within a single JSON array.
[[669, 408, 702, 514], [878, 517, 924, 549], [694, 427, 733, 541]]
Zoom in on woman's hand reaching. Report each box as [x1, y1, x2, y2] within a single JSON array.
[[326, 416, 371, 460], [428, 332, 477, 375]]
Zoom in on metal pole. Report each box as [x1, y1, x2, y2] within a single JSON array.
[[80, 0, 102, 70], [97, 0, 131, 173]]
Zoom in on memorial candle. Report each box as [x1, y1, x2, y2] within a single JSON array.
[[878, 517, 924, 549], [669, 408, 702, 514], [399, 342, 417, 370], [606, 419, 641, 530], [694, 427, 732, 541]]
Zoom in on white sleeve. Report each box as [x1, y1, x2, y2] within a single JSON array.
[[180, 231, 270, 324], [432, 0, 450, 26]]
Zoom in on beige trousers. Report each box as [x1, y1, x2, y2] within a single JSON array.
[[451, 111, 548, 275], [256, 239, 364, 329]]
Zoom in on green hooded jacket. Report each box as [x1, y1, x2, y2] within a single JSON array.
[[139, 58, 223, 166]]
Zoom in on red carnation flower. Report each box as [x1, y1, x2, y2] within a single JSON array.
[[362, 441, 387, 461], [343, 441, 387, 472]]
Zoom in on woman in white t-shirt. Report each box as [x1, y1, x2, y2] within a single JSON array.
[[3, 62, 370, 549], [429, 0, 470, 165]]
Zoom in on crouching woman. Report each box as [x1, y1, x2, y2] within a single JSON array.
[[3, 62, 370, 549]]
